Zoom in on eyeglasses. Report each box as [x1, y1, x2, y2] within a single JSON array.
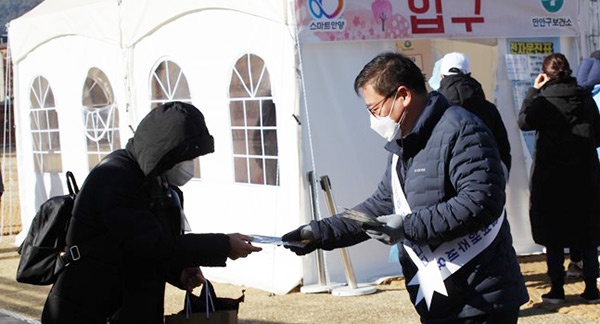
[[365, 89, 398, 116]]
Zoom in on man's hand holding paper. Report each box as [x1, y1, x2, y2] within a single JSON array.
[[363, 214, 406, 245]]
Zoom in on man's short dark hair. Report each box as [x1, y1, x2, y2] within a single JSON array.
[[354, 52, 427, 96]]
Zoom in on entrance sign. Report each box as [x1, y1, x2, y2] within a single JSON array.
[[295, 0, 578, 43]]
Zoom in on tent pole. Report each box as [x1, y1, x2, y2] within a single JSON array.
[[588, 0, 600, 53], [319, 175, 377, 297], [299, 171, 344, 294], [308, 171, 327, 285], [319, 175, 357, 288]]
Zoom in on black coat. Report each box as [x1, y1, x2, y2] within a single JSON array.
[[310, 93, 528, 322], [518, 78, 600, 248], [42, 102, 229, 324], [438, 73, 512, 172]]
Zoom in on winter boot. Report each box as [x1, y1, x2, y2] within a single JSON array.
[[579, 279, 600, 304], [542, 278, 565, 305]]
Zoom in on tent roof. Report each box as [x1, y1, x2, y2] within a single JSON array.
[[8, 0, 290, 63]]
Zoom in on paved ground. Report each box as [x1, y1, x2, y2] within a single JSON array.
[[0, 235, 599, 323], [0, 309, 39, 324]]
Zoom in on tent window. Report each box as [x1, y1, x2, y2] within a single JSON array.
[[229, 54, 279, 186], [29, 76, 62, 173], [82, 68, 121, 170], [150, 59, 201, 178]]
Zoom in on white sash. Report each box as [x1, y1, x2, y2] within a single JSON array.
[[391, 155, 504, 309]]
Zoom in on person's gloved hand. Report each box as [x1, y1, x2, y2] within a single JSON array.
[[363, 214, 406, 245], [281, 225, 318, 255]]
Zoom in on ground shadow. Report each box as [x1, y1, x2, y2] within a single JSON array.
[[518, 306, 554, 318], [0, 245, 49, 320]]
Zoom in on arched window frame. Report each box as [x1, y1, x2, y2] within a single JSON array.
[[29, 75, 62, 173], [81, 67, 120, 169], [229, 53, 279, 186], [149, 58, 201, 178]]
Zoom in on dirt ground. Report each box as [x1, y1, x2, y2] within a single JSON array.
[[0, 235, 599, 324], [1, 151, 22, 236], [1, 153, 599, 323]]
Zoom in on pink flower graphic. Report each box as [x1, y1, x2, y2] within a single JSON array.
[[372, 0, 392, 32]]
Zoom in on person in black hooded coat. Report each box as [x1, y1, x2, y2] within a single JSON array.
[[437, 52, 512, 174], [41, 101, 262, 324], [518, 53, 600, 304]]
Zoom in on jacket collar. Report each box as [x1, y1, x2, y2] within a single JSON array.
[[385, 92, 450, 157]]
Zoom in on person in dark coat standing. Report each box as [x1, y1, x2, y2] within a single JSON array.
[[437, 52, 512, 175], [41, 101, 262, 324], [283, 52, 528, 323], [518, 53, 600, 304], [565, 50, 600, 279]]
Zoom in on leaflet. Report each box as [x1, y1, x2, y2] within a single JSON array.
[[249, 235, 308, 248], [340, 208, 382, 227]]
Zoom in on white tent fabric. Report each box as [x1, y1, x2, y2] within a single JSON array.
[[8, 0, 121, 63], [8, 0, 288, 63], [495, 40, 542, 255], [7, 0, 585, 294], [8, 0, 403, 295]]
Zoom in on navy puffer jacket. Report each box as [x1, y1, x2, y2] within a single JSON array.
[[310, 93, 528, 322], [576, 57, 600, 88]]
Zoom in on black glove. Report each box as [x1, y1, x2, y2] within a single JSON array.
[[281, 225, 318, 256]]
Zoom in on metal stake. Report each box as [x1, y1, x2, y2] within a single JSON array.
[[320, 175, 376, 296], [300, 171, 344, 293]]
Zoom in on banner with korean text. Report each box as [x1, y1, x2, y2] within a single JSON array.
[[295, 0, 578, 43]]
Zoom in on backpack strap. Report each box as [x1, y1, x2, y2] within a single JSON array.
[[58, 173, 105, 270], [59, 234, 109, 267], [61, 245, 81, 264], [59, 216, 112, 270], [60, 235, 108, 267], [66, 171, 79, 196]]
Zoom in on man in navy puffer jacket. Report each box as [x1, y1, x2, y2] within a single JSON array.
[[283, 52, 528, 323]]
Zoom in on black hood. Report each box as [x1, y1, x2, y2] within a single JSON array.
[[438, 73, 487, 108], [125, 101, 214, 176], [541, 77, 585, 98]]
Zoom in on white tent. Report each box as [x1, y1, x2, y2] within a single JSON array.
[[7, 0, 586, 295]]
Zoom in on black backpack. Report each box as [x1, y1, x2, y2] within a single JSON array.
[[16, 171, 81, 285]]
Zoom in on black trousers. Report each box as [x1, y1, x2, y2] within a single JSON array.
[[424, 308, 520, 324], [462, 308, 520, 324], [547, 246, 599, 282]]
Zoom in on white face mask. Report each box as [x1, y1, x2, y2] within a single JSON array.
[[164, 160, 195, 186], [369, 93, 400, 141]]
